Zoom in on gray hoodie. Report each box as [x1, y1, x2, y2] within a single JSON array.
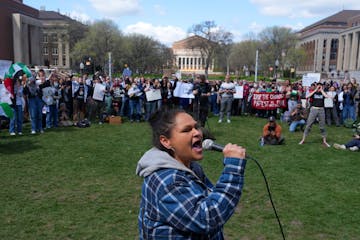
[[136, 147, 197, 178]]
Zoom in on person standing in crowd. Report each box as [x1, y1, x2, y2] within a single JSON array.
[[23, 70, 44, 134], [128, 79, 142, 122], [192, 74, 211, 127], [261, 116, 284, 145], [218, 74, 236, 123], [342, 82, 357, 122], [289, 101, 307, 132], [92, 77, 106, 124], [9, 74, 25, 135], [122, 64, 132, 79], [299, 82, 331, 147], [136, 108, 247, 239], [72, 76, 87, 124], [325, 85, 340, 126]]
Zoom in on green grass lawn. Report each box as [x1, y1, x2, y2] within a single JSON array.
[[1, 115, 359, 240]]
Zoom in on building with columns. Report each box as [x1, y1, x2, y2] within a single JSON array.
[[172, 35, 215, 75], [297, 10, 360, 78]]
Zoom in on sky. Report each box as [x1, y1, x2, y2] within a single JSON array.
[[24, 0, 360, 46]]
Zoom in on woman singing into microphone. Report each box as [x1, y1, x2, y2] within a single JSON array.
[[136, 108, 247, 239]]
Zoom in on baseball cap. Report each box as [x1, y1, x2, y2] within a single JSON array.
[[269, 116, 276, 122]]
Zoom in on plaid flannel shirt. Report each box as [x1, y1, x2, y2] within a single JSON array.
[[138, 157, 246, 239]]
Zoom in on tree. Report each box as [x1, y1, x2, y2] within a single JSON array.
[[122, 34, 173, 74], [189, 21, 233, 78], [257, 26, 298, 78], [71, 19, 123, 73], [229, 40, 261, 76]]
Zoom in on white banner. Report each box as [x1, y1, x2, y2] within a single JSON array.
[[145, 89, 162, 102], [93, 83, 105, 101], [302, 73, 321, 87], [234, 86, 244, 99], [173, 82, 194, 99]]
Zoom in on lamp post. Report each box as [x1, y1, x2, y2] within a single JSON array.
[[79, 62, 84, 75], [274, 59, 279, 79]]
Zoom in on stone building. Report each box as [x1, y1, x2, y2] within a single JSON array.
[[172, 35, 215, 75], [0, 0, 81, 71], [298, 10, 360, 77], [38, 10, 72, 70], [0, 0, 43, 66]]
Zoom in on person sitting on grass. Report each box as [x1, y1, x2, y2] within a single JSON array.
[[333, 133, 360, 151], [260, 116, 285, 145]]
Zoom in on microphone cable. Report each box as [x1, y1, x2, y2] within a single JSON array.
[[246, 155, 286, 240]]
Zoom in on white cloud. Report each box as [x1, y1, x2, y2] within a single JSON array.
[[69, 11, 92, 23], [250, 0, 360, 18], [124, 22, 187, 46], [88, 0, 141, 17]]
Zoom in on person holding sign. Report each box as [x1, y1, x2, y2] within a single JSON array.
[[299, 82, 331, 147]]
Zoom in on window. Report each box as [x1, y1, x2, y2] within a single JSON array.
[[53, 57, 58, 66], [43, 34, 48, 43], [52, 47, 58, 55], [52, 34, 58, 42], [62, 44, 66, 55], [43, 47, 48, 55], [63, 57, 66, 66]]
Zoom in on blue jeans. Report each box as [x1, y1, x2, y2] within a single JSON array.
[[129, 98, 141, 121], [289, 119, 306, 132], [28, 97, 43, 132], [145, 101, 156, 121], [210, 94, 219, 114], [46, 104, 58, 128], [9, 105, 23, 133], [342, 104, 356, 121]]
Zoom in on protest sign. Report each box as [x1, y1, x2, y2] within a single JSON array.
[[93, 83, 105, 101], [302, 73, 320, 86], [234, 85, 244, 99], [173, 81, 194, 99], [145, 89, 162, 102], [251, 92, 287, 110]]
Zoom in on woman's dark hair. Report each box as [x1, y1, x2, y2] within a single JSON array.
[[149, 107, 186, 155]]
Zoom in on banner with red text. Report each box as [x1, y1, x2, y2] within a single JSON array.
[[252, 92, 287, 110]]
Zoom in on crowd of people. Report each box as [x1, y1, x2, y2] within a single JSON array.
[[1, 67, 359, 149]]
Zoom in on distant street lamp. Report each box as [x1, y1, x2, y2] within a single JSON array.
[[79, 62, 84, 75], [274, 59, 279, 79]]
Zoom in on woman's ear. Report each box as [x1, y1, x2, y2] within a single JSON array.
[[159, 135, 172, 150]]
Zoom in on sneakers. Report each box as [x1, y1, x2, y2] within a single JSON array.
[[31, 130, 36, 135], [349, 146, 359, 151], [323, 141, 331, 148], [227, 119, 231, 123], [298, 139, 305, 145], [10, 132, 16, 136], [18, 132, 22, 135], [333, 143, 346, 150], [218, 119, 222, 123]]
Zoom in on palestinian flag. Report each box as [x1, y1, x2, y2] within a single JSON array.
[[0, 102, 13, 119], [3, 77, 14, 98], [6, 62, 32, 78]]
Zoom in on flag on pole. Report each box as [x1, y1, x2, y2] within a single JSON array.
[[0, 102, 13, 119]]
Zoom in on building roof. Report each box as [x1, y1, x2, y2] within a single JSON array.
[[38, 10, 73, 21], [299, 10, 360, 33], [172, 35, 211, 49]]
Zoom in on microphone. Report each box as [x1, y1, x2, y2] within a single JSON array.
[[202, 139, 224, 152]]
